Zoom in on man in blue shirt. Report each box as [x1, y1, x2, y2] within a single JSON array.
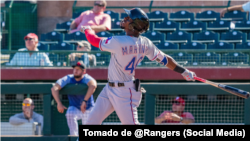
[[51, 61, 97, 135], [6, 33, 53, 66]]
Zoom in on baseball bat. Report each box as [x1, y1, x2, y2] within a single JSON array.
[[194, 76, 250, 99]]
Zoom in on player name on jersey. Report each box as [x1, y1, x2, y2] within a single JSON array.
[[121, 44, 147, 55]]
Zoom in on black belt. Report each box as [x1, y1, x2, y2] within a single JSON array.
[[109, 82, 124, 87], [109, 81, 135, 87]]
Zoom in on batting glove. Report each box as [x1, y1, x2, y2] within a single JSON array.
[[181, 69, 196, 81], [80, 25, 92, 33]]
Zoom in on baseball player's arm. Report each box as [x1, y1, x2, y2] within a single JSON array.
[[51, 83, 67, 113], [83, 28, 103, 48], [80, 79, 97, 113], [155, 51, 196, 81]]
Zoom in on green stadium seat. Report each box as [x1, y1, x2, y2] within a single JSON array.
[[169, 52, 193, 66], [154, 20, 180, 33], [96, 31, 113, 37], [37, 42, 49, 51], [193, 31, 219, 43], [220, 31, 246, 43], [104, 10, 120, 21], [142, 31, 165, 44], [193, 52, 220, 66], [156, 42, 179, 50], [207, 20, 231, 32], [147, 10, 168, 22], [50, 42, 74, 50], [180, 42, 206, 50], [169, 10, 194, 22], [120, 13, 127, 20], [40, 31, 63, 44], [221, 10, 247, 21], [195, 10, 220, 22], [64, 31, 87, 44], [54, 21, 71, 33], [166, 31, 192, 43], [235, 42, 250, 49], [207, 42, 234, 50], [95, 52, 111, 66], [234, 21, 250, 32], [181, 20, 206, 32], [248, 33, 250, 42], [221, 52, 249, 66]]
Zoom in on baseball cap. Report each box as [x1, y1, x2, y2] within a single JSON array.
[[77, 41, 91, 51], [24, 33, 38, 40], [171, 97, 185, 106], [72, 61, 86, 70]]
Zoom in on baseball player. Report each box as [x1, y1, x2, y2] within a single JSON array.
[[80, 8, 196, 125]]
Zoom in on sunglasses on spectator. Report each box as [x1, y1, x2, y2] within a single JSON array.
[[94, 3, 104, 7], [24, 38, 33, 41], [22, 103, 32, 106], [172, 101, 181, 105]]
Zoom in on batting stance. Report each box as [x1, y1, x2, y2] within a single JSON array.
[[80, 8, 196, 125]]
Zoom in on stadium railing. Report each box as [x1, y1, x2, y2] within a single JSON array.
[[1, 50, 250, 67], [1, 82, 250, 136]]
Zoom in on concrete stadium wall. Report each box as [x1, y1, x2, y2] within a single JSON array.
[[36, 0, 249, 37]]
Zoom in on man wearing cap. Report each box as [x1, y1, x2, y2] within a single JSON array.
[[155, 97, 195, 124], [6, 33, 53, 66], [9, 98, 43, 135], [69, 0, 111, 34], [69, 41, 96, 67], [51, 61, 97, 135]]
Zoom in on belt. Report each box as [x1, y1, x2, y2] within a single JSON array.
[[108, 81, 135, 87]]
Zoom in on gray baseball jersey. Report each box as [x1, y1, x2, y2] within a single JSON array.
[[99, 35, 160, 82]]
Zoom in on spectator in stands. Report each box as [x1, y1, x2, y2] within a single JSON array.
[[155, 97, 195, 124], [69, 41, 96, 67], [220, 1, 250, 17], [9, 98, 43, 134], [51, 61, 97, 136], [6, 33, 53, 66], [69, 0, 111, 33]]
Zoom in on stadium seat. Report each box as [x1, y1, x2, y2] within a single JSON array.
[[180, 42, 206, 50], [221, 52, 249, 66], [95, 52, 111, 66], [104, 10, 120, 21], [220, 31, 246, 43], [54, 21, 71, 33], [110, 20, 124, 33], [235, 42, 250, 49], [147, 10, 168, 22], [156, 42, 179, 50], [193, 52, 220, 66], [221, 10, 247, 21], [234, 21, 250, 32], [166, 31, 192, 43], [207, 20, 231, 32], [207, 42, 234, 50], [154, 20, 180, 33], [169, 10, 194, 22], [72, 11, 85, 19], [37, 42, 49, 51], [64, 31, 87, 43], [195, 10, 220, 22], [142, 31, 165, 44], [96, 31, 113, 37], [40, 31, 63, 44], [50, 42, 74, 50], [168, 52, 193, 66], [248, 33, 250, 42], [181, 20, 206, 32], [193, 31, 219, 43], [120, 13, 127, 20]]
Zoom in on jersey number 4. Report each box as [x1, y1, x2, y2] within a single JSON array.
[[125, 56, 143, 74]]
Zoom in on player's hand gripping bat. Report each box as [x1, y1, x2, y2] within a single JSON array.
[[194, 76, 250, 99]]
